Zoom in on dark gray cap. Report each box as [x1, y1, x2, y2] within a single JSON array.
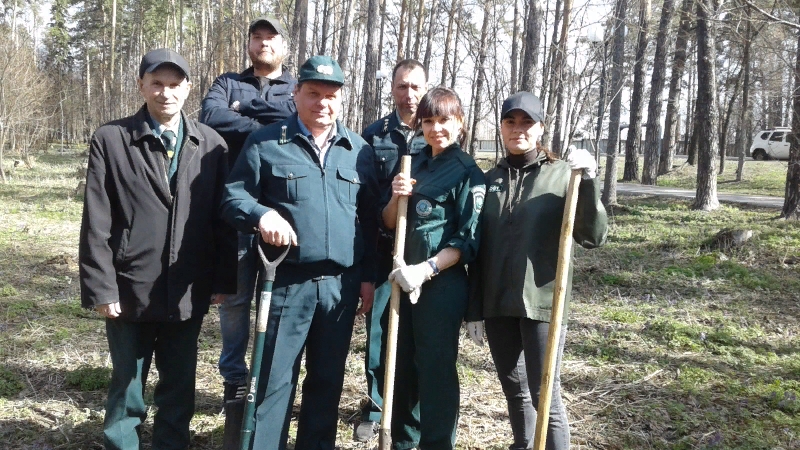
[[249, 16, 287, 36], [139, 48, 190, 80], [501, 92, 544, 122]]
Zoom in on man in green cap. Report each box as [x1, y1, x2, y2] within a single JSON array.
[[221, 55, 379, 450]]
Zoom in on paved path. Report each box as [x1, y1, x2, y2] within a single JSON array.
[[613, 183, 784, 208]]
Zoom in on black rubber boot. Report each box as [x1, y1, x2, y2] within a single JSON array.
[[223, 382, 247, 450]]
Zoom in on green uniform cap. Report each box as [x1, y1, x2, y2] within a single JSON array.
[[298, 55, 345, 86]]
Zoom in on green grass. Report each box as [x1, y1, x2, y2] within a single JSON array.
[[0, 152, 799, 449]]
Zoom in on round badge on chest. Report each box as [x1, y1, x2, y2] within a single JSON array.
[[416, 199, 433, 217]]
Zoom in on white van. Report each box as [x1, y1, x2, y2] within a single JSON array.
[[750, 128, 791, 160]]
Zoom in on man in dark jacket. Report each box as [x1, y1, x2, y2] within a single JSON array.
[[79, 48, 236, 450], [221, 55, 379, 450], [355, 58, 427, 442], [198, 17, 297, 446]]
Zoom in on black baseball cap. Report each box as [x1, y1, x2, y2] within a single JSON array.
[[298, 56, 345, 86], [501, 92, 544, 122], [249, 16, 287, 36], [139, 48, 190, 80]]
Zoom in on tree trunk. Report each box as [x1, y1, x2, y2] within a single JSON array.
[[450, 7, 462, 89], [320, 0, 331, 54], [781, 22, 800, 218], [337, 0, 356, 70], [541, 0, 569, 150], [413, 0, 425, 59], [623, 0, 650, 182], [468, 0, 491, 157], [510, 0, 521, 93], [718, 71, 742, 175], [540, 0, 562, 117], [423, 0, 438, 72], [642, 0, 676, 185], [602, 0, 628, 206], [397, 0, 408, 61], [292, 0, 309, 66], [519, 0, 542, 92], [692, 0, 720, 211], [361, 0, 381, 127], [660, 0, 693, 175], [735, 4, 752, 182], [441, 0, 459, 85]]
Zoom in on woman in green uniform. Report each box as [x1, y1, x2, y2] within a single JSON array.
[[382, 86, 485, 450], [466, 92, 608, 450]]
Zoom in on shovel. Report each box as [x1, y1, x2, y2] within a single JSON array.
[[532, 169, 582, 449], [379, 155, 412, 450], [239, 240, 291, 450]]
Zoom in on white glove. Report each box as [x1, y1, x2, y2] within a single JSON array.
[[565, 147, 597, 179], [388, 258, 434, 304], [258, 209, 297, 246], [466, 321, 484, 347]]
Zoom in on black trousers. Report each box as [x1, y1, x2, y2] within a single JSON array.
[[484, 317, 570, 450]]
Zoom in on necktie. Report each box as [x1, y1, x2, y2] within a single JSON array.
[[161, 130, 177, 159]]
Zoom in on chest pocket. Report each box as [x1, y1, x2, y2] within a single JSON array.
[[372, 143, 400, 182], [412, 184, 450, 224], [271, 164, 311, 202], [336, 167, 363, 204], [266, 88, 293, 102]]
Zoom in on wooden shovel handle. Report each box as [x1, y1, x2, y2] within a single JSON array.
[[379, 155, 412, 450], [532, 170, 582, 449]]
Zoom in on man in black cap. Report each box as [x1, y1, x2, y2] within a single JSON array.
[[79, 48, 236, 450], [221, 55, 379, 450], [199, 16, 297, 446]]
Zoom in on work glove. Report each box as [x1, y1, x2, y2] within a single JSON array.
[[564, 147, 597, 179], [258, 209, 298, 247], [466, 321, 484, 347], [388, 258, 434, 304]]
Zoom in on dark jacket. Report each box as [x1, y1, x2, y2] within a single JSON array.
[[467, 154, 608, 322], [79, 106, 237, 322], [221, 114, 380, 281], [404, 143, 485, 267], [199, 67, 297, 165]]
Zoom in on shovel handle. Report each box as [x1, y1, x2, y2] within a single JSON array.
[[532, 170, 582, 449], [379, 155, 412, 450], [240, 240, 290, 450]]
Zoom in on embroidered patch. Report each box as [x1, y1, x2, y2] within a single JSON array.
[[416, 199, 433, 217], [488, 183, 503, 193], [471, 186, 486, 213], [316, 65, 334, 75]]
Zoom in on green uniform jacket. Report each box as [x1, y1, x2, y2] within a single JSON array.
[[220, 114, 380, 280], [466, 153, 608, 322], [404, 143, 485, 266]]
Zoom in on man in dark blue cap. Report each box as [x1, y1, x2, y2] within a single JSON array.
[[221, 55, 380, 450], [199, 15, 297, 448], [79, 48, 236, 450]]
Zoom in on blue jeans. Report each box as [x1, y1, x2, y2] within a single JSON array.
[[218, 232, 260, 385]]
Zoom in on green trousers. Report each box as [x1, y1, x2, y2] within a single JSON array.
[[361, 265, 392, 423], [249, 264, 360, 450], [103, 316, 203, 450], [390, 267, 468, 450]]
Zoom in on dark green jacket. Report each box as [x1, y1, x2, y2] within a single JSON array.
[[466, 153, 608, 322], [404, 143, 485, 267], [220, 114, 380, 280]]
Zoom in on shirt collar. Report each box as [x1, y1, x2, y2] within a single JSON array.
[[147, 112, 181, 137], [297, 117, 336, 144]]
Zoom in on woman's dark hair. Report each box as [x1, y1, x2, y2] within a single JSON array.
[[536, 141, 560, 162], [414, 86, 468, 147]]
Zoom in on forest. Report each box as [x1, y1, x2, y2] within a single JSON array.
[[2, 0, 800, 214]]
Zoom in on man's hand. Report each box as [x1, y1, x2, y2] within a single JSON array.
[[96, 302, 122, 319], [259, 210, 298, 246], [211, 293, 227, 305], [357, 282, 375, 315]]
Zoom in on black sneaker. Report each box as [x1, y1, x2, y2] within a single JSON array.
[[223, 381, 247, 405], [353, 420, 379, 442]]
